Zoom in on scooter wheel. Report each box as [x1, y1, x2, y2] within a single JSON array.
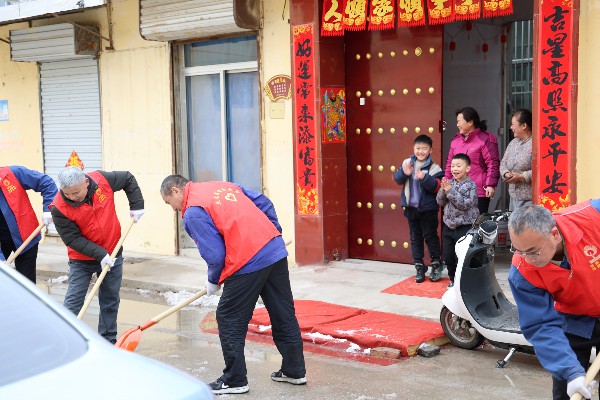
[[440, 306, 485, 350]]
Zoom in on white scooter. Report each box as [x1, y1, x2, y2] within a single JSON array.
[[440, 213, 534, 368]]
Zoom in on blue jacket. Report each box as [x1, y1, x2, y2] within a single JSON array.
[[393, 155, 443, 213], [508, 199, 600, 382], [0, 166, 57, 261], [183, 184, 288, 285]]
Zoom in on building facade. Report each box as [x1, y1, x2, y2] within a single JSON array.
[[0, 0, 598, 265]]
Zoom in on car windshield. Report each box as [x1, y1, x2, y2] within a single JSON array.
[[0, 267, 87, 386]]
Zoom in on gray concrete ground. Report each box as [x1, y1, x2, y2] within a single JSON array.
[[37, 272, 552, 400], [36, 240, 516, 323]]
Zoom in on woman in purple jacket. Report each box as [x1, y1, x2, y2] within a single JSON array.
[[445, 107, 500, 215]]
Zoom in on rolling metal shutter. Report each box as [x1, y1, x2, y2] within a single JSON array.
[[40, 59, 102, 180], [140, 0, 250, 41]]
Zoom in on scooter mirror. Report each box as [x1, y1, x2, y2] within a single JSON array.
[[478, 220, 498, 245]]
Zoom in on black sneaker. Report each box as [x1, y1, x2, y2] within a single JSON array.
[[415, 263, 427, 283], [447, 280, 454, 289], [429, 261, 443, 282], [271, 371, 307, 385], [209, 378, 249, 394]]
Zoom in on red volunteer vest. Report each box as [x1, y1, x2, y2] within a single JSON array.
[[182, 182, 281, 284], [50, 172, 121, 261], [515, 200, 600, 316], [0, 167, 39, 242]]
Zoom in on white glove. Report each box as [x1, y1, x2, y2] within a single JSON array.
[[567, 376, 593, 399], [205, 280, 222, 296], [42, 211, 53, 226], [129, 209, 145, 223], [101, 253, 115, 270]]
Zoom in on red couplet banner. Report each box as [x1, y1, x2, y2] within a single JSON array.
[[292, 24, 319, 216], [536, 2, 573, 211]]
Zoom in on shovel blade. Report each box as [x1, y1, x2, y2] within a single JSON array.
[[115, 326, 142, 352]]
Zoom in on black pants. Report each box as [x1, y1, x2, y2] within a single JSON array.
[[478, 197, 490, 216], [442, 224, 471, 281], [552, 320, 600, 400], [404, 207, 441, 265], [216, 257, 305, 386], [1, 240, 38, 283]]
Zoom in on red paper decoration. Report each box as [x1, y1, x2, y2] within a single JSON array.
[[449, 41, 456, 51], [482, 43, 489, 53], [500, 34, 507, 43]]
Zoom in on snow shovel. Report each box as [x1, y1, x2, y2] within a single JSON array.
[[571, 353, 600, 400], [77, 218, 135, 319], [6, 222, 46, 264], [115, 288, 208, 351]]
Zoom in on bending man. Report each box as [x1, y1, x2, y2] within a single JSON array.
[[0, 165, 57, 282], [160, 175, 306, 395], [51, 167, 144, 343], [508, 200, 600, 399]]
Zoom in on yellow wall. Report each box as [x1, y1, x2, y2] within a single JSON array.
[[261, 0, 296, 261], [95, 0, 175, 254], [0, 23, 45, 212], [576, 4, 600, 202], [0, 0, 176, 254]]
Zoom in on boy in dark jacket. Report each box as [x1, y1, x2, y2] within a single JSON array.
[[393, 135, 444, 283]]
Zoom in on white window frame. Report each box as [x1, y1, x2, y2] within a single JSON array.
[[182, 60, 258, 181]]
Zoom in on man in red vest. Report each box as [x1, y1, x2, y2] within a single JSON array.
[[51, 166, 144, 344], [160, 175, 306, 395], [508, 200, 600, 400], [0, 165, 57, 283]]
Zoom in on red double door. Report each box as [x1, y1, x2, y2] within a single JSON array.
[[346, 26, 443, 263]]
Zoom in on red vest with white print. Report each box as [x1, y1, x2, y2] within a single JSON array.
[[50, 172, 121, 261], [0, 167, 39, 241], [515, 200, 600, 316], [181, 181, 281, 284]]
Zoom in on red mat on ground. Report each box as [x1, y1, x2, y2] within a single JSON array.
[[249, 300, 445, 357], [312, 310, 445, 356], [381, 276, 451, 299], [249, 299, 364, 332]]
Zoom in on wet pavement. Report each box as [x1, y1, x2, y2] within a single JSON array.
[[37, 273, 554, 400]]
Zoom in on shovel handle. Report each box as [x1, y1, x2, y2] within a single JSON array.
[[7, 222, 45, 264], [571, 352, 600, 400], [77, 218, 135, 319], [139, 289, 208, 330]]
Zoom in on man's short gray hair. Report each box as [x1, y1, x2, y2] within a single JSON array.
[[508, 204, 556, 236], [160, 175, 190, 196], [57, 167, 86, 189]]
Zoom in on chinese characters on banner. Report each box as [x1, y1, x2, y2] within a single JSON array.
[[321, 88, 347, 143], [536, 3, 573, 211], [293, 24, 319, 216], [321, 0, 512, 34], [482, 0, 513, 18], [343, 0, 368, 31], [398, 0, 425, 27], [454, 0, 481, 21], [427, 0, 454, 25], [321, 0, 345, 36], [369, 0, 395, 30]]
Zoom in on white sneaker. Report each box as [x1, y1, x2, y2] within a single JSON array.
[[209, 378, 249, 394], [271, 371, 307, 385]]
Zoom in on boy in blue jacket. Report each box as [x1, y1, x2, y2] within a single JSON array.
[[393, 135, 444, 283]]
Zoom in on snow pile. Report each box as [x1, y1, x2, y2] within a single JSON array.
[[48, 275, 68, 283], [161, 290, 220, 308], [305, 332, 363, 353]]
